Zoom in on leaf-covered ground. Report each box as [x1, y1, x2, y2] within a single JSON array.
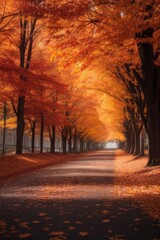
[[114, 150, 160, 220], [0, 153, 83, 181], [0, 150, 159, 239]]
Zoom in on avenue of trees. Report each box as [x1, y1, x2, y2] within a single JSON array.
[[0, 0, 159, 166]]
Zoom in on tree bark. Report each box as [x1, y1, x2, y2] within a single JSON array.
[[126, 134, 131, 153], [40, 115, 44, 153], [140, 129, 145, 156], [136, 5, 160, 165], [51, 125, 56, 153], [31, 121, 36, 153], [2, 102, 7, 155], [134, 129, 141, 156], [138, 45, 160, 165], [73, 135, 77, 153], [129, 129, 135, 155], [16, 96, 25, 154], [49, 125, 56, 153], [80, 139, 84, 153], [68, 128, 72, 153], [86, 141, 90, 151], [62, 135, 67, 154], [16, 16, 37, 154]]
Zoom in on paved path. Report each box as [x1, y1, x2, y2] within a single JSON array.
[[0, 150, 159, 239]]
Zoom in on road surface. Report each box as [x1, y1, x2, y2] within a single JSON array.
[[0, 150, 159, 239]]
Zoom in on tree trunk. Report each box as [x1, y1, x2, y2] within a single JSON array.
[[126, 133, 131, 153], [140, 129, 145, 156], [31, 128, 35, 153], [2, 102, 7, 155], [83, 141, 86, 152], [51, 125, 56, 153], [143, 61, 160, 165], [80, 139, 84, 153], [134, 129, 141, 156], [31, 121, 36, 153], [130, 130, 135, 155], [40, 115, 44, 153], [137, 22, 160, 165], [86, 141, 90, 151], [68, 128, 72, 153], [147, 112, 160, 166], [16, 96, 25, 154], [73, 135, 77, 153], [16, 17, 37, 155], [62, 135, 67, 154]]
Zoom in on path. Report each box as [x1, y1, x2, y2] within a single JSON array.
[[0, 150, 159, 239]]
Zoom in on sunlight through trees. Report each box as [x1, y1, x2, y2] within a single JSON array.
[[0, 0, 159, 166]]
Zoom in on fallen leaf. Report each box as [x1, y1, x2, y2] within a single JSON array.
[[38, 212, 47, 217], [0, 219, 6, 227], [68, 226, 76, 231], [18, 233, 32, 238], [49, 237, 67, 240], [102, 219, 110, 223], [63, 221, 71, 224], [49, 231, 66, 236], [32, 220, 40, 224], [13, 204, 20, 207], [45, 217, 52, 220], [43, 227, 50, 231], [133, 218, 141, 222], [102, 210, 109, 214], [134, 228, 139, 231], [14, 219, 20, 222], [79, 232, 89, 237], [19, 222, 29, 228], [75, 221, 83, 224]]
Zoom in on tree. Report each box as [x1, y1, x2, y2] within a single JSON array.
[[63, 0, 159, 165]]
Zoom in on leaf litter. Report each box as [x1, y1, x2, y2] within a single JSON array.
[[114, 150, 160, 220]]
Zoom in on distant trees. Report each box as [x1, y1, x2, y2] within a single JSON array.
[[1, 0, 159, 163], [116, 1, 160, 165], [56, 74, 107, 153], [66, 0, 160, 165]]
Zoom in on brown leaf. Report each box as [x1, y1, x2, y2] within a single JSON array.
[[102, 210, 109, 214], [18, 233, 32, 238], [68, 226, 76, 231], [75, 221, 83, 224], [102, 219, 110, 223], [79, 232, 89, 237], [38, 212, 47, 217], [32, 220, 40, 224], [63, 220, 71, 224], [49, 231, 66, 236]]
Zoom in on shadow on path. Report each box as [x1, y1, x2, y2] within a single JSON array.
[[0, 150, 159, 239]]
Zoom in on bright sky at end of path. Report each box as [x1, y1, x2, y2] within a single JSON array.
[[105, 142, 118, 149]]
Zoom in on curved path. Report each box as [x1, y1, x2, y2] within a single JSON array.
[[0, 150, 159, 239]]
